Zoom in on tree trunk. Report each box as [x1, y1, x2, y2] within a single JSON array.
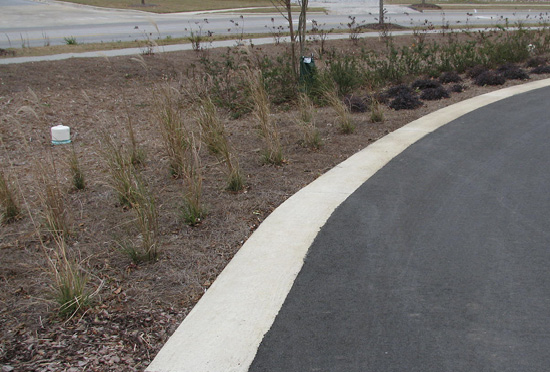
[[298, 0, 308, 57], [285, 1, 297, 77], [379, 0, 384, 25]]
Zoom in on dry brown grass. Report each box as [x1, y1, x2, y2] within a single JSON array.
[[1, 35, 550, 370], [247, 68, 284, 165]]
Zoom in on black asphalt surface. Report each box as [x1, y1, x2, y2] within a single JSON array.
[[249, 86, 550, 372]]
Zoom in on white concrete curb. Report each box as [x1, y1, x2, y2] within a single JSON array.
[[145, 78, 550, 372]]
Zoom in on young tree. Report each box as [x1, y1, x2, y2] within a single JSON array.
[[270, 0, 309, 77]]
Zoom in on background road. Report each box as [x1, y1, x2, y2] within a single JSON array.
[[249, 86, 550, 371], [0, 0, 546, 48]]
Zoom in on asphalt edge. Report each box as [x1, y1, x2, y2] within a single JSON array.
[[145, 78, 550, 372]]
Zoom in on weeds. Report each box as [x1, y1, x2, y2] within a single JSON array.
[[64, 36, 78, 45]]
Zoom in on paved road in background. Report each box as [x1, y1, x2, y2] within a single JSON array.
[[249, 86, 550, 372], [0, 0, 545, 48]]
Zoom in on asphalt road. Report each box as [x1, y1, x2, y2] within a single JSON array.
[[0, 0, 546, 48], [249, 86, 550, 372]]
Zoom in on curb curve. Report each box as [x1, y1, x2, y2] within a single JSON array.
[[146, 78, 550, 372]]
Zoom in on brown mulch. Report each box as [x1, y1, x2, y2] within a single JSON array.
[[1, 35, 548, 371]]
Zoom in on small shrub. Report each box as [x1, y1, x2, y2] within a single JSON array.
[[373, 91, 390, 105], [386, 84, 414, 98], [531, 65, 550, 74], [439, 71, 462, 84], [344, 95, 369, 113], [325, 55, 364, 96], [467, 65, 489, 79], [0, 170, 19, 224], [450, 84, 465, 93], [474, 71, 506, 86], [389, 91, 423, 110], [420, 86, 450, 100], [411, 79, 442, 90], [525, 57, 547, 68], [498, 64, 529, 80]]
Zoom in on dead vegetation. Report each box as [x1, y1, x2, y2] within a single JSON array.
[[1, 33, 550, 371]]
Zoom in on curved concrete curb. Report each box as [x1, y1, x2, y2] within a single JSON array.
[[145, 78, 550, 372]]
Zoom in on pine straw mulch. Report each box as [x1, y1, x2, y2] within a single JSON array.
[[1, 35, 549, 371]]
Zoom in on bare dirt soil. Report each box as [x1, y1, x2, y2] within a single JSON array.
[[1, 35, 548, 371]]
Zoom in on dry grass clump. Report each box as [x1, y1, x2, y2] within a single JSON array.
[[67, 145, 85, 191], [344, 95, 369, 113], [323, 87, 355, 134], [101, 133, 159, 262], [369, 99, 385, 123], [180, 133, 206, 226], [36, 160, 72, 240], [296, 92, 322, 149], [48, 235, 97, 318], [153, 84, 189, 177], [195, 96, 244, 191], [247, 69, 284, 165], [0, 168, 20, 224]]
